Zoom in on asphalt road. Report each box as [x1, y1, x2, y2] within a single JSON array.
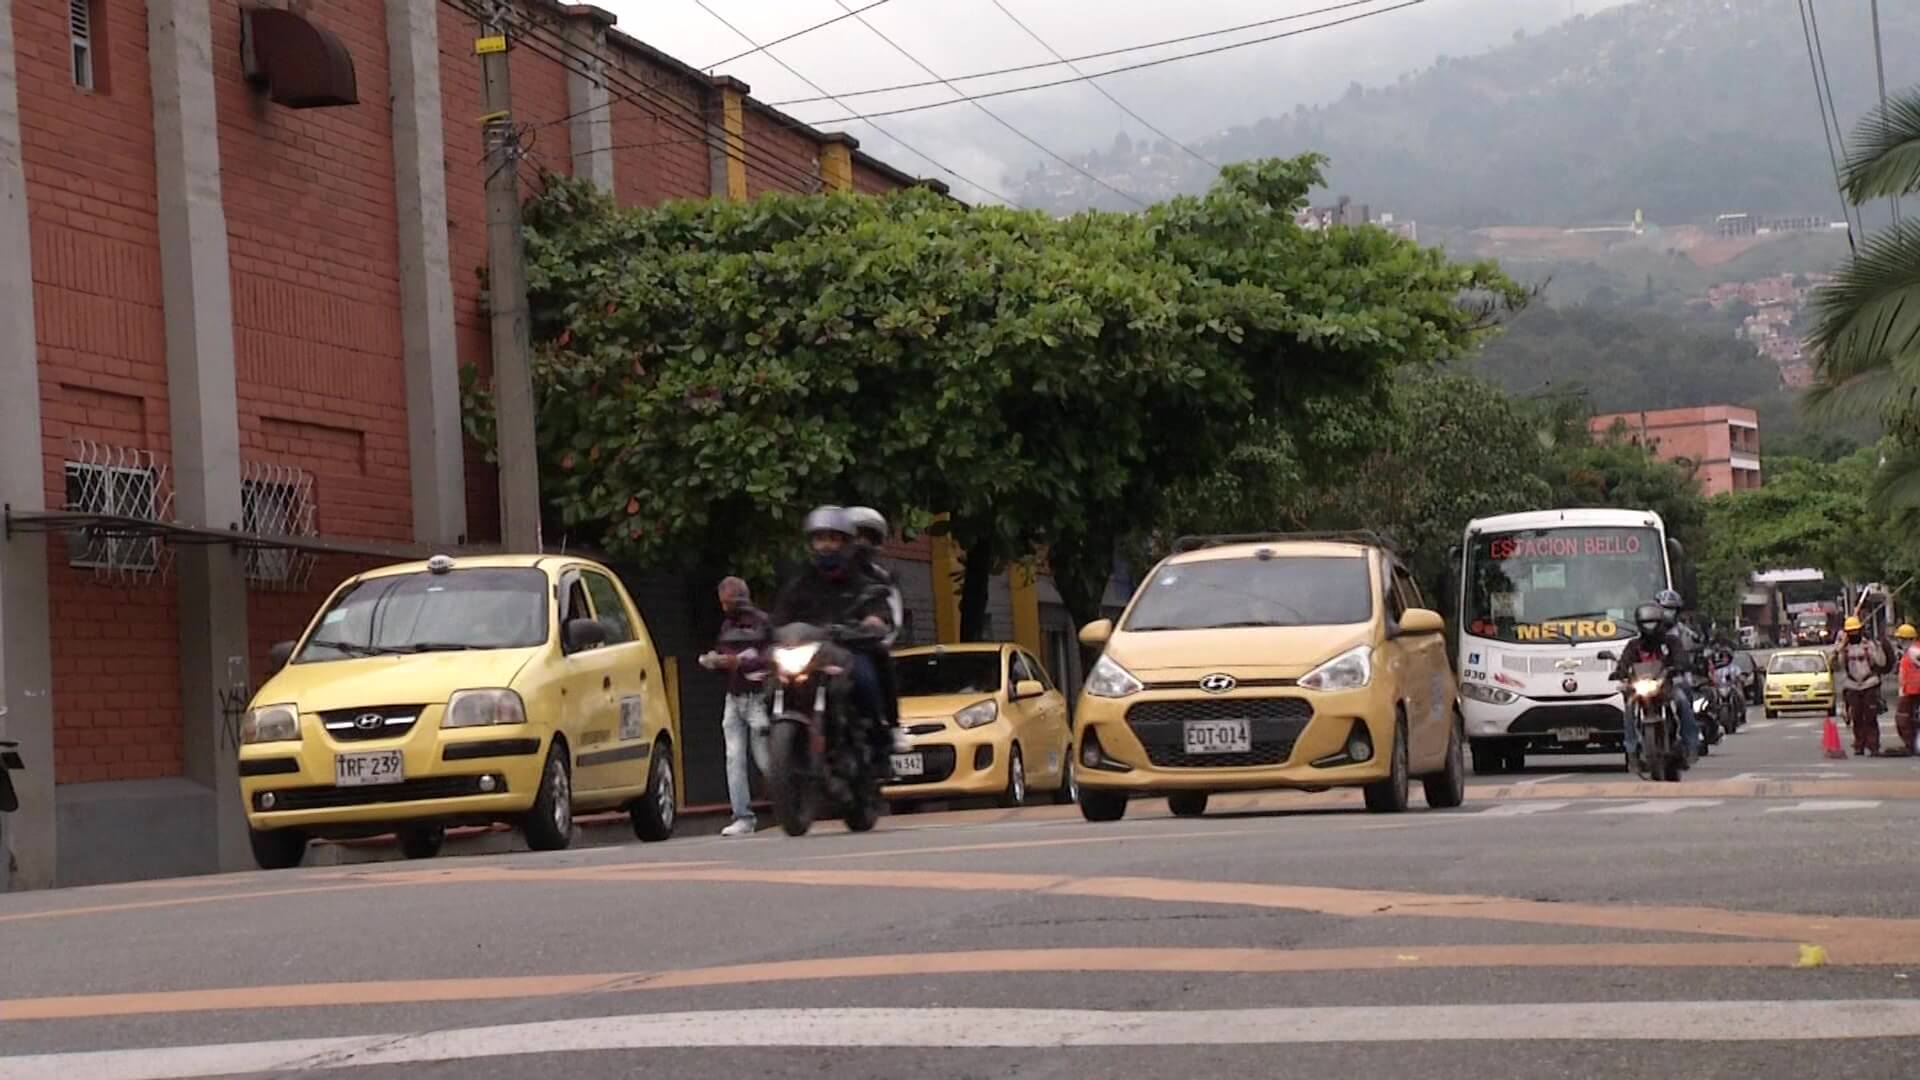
[[5, 700, 1920, 1079]]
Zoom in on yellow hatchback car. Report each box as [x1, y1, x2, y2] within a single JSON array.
[[1073, 532, 1465, 821], [238, 554, 681, 869], [1764, 648, 1835, 718], [886, 643, 1075, 809]]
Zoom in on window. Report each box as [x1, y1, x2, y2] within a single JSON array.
[[63, 461, 158, 570], [1022, 651, 1054, 691], [1008, 650, 1033, 688], [1392, 564, 1425, 617], [892, 651, 1002, 697], [70, 0, 94, 90], [296, 568, 550, 662], [241, 477, 306, 584], [1123, 556, 1374, 631], [582, 570, 635, 644]]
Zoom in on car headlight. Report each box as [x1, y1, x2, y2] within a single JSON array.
[[1459, 681, 1518, 706], [1300, 645, 1372, 692], [241, 704, 301, 744], [1084, 654, 1143, 699], [442, 689, 527, 729], [774, 643, 820, 677], [954, 700, 998, 729]]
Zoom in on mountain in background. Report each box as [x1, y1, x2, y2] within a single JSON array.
[[1016, 0, 1920, 226]]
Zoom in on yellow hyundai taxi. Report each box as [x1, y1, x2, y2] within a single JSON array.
[[1073, 532, 1464, 821], [238, 554, 681, 869], [885, 643, 1075, 809], [1764, 648, 1835, 718]]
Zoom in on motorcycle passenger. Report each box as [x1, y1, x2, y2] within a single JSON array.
[[1612, 603, 1685, 771], [770, 506, 912, 755], [1655, 589, 1703, 766], [846, 507, 905, 729]]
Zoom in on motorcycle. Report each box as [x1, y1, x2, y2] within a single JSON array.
[[764, 618, 891, 837], [1710, 662, 1745, 735], [1603, 651, 1686, 783]]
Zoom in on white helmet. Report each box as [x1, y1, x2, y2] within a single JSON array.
[[846, 507, 887, 546]]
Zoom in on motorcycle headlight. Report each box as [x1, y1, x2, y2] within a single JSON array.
[[1459, 681, 1518, 706], [954, 700, 999, 729], [241, 704, 301, 744], [1084, 654, 1143, 699], [1631, 678, 1664, 698], [775, 643, 821, 677], [442, 689, 527, 729], [1300, 646, 1373, 692]]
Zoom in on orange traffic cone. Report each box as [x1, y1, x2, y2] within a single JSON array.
[[1822, 715, 1848, 759]]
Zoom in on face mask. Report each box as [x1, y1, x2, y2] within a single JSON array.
[[813, 550, 847, 575]]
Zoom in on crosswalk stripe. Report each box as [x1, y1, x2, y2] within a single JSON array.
[[1474, 801, 1573, 817], [1765, 800, 1883, 813], [1589, 799, 1724, 816]]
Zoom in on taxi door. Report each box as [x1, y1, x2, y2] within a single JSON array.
[[1390, 561, 1452, 769], [1008, 649, 1073, 787], [555, 568, 625, 797], [578, 566, 666, 801]]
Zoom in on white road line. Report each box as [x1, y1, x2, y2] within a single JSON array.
[[1765, 800, 1883, 813], [1589, 799, 1724, 816], [1745, 721, 1779, 730], [1790, 721, 1817, 730], [11, 1003, 1920, 1077], [1512, 773, 1573, 786], [1474, 801, 1573, 817], [1729, 772, 1855, 783]]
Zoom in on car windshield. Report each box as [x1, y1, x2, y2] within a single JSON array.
[[296, 568, 550, 662], [893, 652, 1003, 696], [1464, 526, 1666, 644], [1770, 655, 1827, 675], [1123, 555, 1373, 632]]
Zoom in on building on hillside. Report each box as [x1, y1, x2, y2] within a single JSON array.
[[1588, 405, 1762, 496], [0, 1, 1074, 891]]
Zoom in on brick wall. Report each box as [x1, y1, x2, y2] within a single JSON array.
[[742, 106, 818, 199], [609, 58, 711, 207], [852, 160, 898, 196]]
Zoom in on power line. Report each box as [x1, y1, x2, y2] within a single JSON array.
[[777, 0, 1430, 126], [766, 0, 1395, 110], [1871, 0, 1901, 228], [983, 0, 1220, 173], [825, 0, 1148, 208], [1797, 0, 1857, 251], [699, 0, 897, 71], [684, 0, 1021, 205]]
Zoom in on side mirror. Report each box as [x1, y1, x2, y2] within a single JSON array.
[[1078, 619, 1113, 648], [1012, 679, 1045, 701], [1399, 608, 1445, 636], [564, 618, 609, 653], [268, 641, 295, 674], [1596, 650, 1618, 662]]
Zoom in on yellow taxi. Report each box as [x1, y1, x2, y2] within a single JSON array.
[[1764, 648, 1834, 718], [885, 643, 1075, 809], [1072, 532, 1464, 821], [238, 554, 681, 869]]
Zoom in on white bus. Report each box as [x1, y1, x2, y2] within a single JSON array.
[[1454, 508, 1694, 774]]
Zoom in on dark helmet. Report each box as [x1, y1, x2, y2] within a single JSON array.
[[1635, 603, 1667, 640]]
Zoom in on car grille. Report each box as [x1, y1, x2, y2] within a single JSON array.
[[904, 722, 946, 736], [1124, 698, 1313, 768], [1508, 705, 1624, 735], [319, 705, 425, 742], [256, 775, 503, 812], [890, 744, 957, 785]]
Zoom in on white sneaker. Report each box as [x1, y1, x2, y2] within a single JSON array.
[[721, 818, 755, 838], [891, 730, 914, 754]]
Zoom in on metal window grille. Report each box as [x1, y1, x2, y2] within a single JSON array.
[[70, 0, 93, 90], [62, 440, 172, 582], [241, 461, 318, 589]]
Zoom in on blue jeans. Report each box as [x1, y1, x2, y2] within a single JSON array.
[[847, 651, 891, 729], [722, 693, 769, 823]]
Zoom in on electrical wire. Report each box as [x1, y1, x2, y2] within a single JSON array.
[[825, 0, 1148, 208], [684, 0, 1021, 205], [766, 0, 1396, 109], [699, 0, 898, 71], [984, 0, 1220, 172], [1870, 0, 1901, 227], [1797, 0, 1857, 251]]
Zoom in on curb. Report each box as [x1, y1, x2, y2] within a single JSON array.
[[305, 804, 745, 867]]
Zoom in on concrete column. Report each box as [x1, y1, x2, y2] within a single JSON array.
[[819, 133, 856, 193], [385, 0, 467, 546], [562, 5, 615, 194], [0, 0, 57, 891], [150, 0, 251, 872], [705, 76, 748, 201]]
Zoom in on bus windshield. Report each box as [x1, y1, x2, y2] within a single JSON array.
[[1464, 526, 1667, 644]]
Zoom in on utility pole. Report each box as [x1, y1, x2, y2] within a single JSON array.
[[476, 2, 542, 552]]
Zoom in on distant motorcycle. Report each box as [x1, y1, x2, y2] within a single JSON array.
[[1605, 650, 1686, 783], [764, 609, 891, 838]]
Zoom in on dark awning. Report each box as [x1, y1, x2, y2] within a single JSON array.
[[242, 8, 358, 109]]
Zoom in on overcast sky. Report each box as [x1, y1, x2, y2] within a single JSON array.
[[594, 0, 1634, 202]]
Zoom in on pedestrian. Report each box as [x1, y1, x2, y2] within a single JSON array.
[[699, 577, 771, 837], [1896, 623, 1920, 757], [1833, 616, 1889, 756]]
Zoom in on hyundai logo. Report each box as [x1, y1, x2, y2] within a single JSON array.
[[1199, 673, 1237, 694], [353, 712, 385, 731]]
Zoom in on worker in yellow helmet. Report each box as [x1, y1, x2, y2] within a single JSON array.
[[1834, 616, 1888, 756], [1895, 624, 1920, 756]]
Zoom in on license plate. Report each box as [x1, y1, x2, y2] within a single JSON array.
[[335, 750, 404, 787], [1184, 719, 1251, 754], [890, 752, 924, 777], [1555, 728, 1589, 742]]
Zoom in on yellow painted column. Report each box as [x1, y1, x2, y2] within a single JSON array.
[[1010, 559, 1043, 658], [720, 85, 747, 201], [820, 135, 854, 193], [929, 516, 962, 644]]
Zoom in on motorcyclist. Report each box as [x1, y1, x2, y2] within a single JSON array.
[[1655, 588, 1703, 766], [770, 506, 912, 755], [1612, 603, 1685, 772], [846, 507, 905, 730]]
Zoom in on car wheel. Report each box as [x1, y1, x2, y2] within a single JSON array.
[[248, 827, 308, 871], [1363, 720, 1410, 814], [1168, 791, 1209, 818], [1053, 755, 1079, 805], [397, 824, 445, 860], [1079, 787, 1127, 822], [523, 747, 574, 852], [1765, 708, 1778, 720], [1422, 714, 1468, 810], [630, 739, 677, 842], [998, 743, 1028, 808]]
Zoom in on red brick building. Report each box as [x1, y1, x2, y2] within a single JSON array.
[[0, 0, 952, 889], [1588, 405, 1763, 496]]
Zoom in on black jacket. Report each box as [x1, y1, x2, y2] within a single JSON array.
[[771, 564, 893, 634], [1611, 635, 1682, 682]]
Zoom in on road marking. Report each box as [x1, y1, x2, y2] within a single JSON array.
[[12, 1001, 1920, 1076], [1512, 773, 1572, 786], [1473, 801, 1573, 817], [801, 829, 1225, 862], [1730, 772, 1854, 783], [1746, 721, 1779, 730], [1766, 800, 1883, 813], [1589, 799, 1724, 815]]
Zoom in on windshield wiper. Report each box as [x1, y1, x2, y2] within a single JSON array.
[[304, 639, 410, 657], [1198, 621, 1290, 629], [408, 642, 482, 653]]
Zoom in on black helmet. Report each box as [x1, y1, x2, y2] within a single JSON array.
[[1635, 603, 1666, 640]]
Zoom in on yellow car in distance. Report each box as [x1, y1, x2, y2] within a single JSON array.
[[886, 643, 1075, 808], [1764, 648, 1835, 719], [1072, 532, 1465, 822], [238, 555, 681, 869]]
